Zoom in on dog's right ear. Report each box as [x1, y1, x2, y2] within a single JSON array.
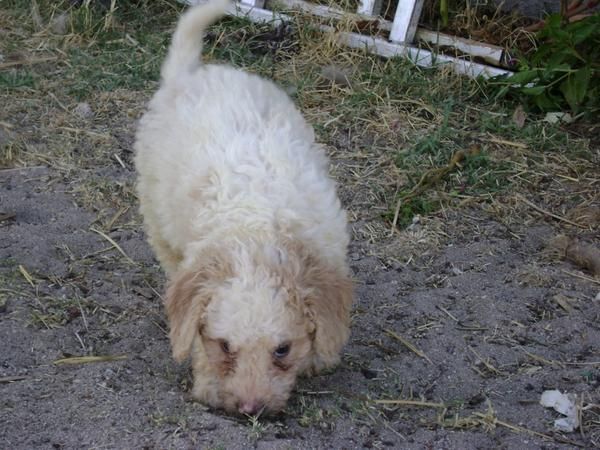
[[165, 268, 210, 362], [165, 251, 232, 362]]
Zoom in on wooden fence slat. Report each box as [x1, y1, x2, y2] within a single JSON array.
[[389, 0, 424, 43], [357, 0, 383, 17], [240, 0, 265, 7], [178, 0, 513, 79]]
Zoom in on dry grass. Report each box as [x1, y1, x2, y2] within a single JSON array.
[[2, 2, 597, 252]]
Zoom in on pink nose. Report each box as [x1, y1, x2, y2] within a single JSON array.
[[238, 400, 264, 416]]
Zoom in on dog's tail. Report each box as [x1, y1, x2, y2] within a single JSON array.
[[161, 0, 230, 83]]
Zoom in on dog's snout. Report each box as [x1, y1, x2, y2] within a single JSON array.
[[238, 399, 264, 416]]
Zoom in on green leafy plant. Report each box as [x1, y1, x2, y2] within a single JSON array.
[[492, 13, 600, 115]]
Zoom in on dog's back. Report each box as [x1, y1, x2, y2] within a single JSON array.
[[134, 0, 349, 274]]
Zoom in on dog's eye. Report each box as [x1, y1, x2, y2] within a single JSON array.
[[220, 340, 230, 354], [273, 343, 291, 358]]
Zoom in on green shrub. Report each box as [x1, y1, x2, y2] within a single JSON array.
[[492, 13, 600, 116]]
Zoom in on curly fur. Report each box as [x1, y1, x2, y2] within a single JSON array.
[[134, 0, 352, 415]]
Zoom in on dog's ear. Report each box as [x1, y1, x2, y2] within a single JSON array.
[[165, 268, 209, 362], [299, 254, 353, 371], [165, 251, 231, 362]]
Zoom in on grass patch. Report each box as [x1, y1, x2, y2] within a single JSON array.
[[0, 0, 596, 231], [0, 70, 36, 89], [29, 295, 94, 329]]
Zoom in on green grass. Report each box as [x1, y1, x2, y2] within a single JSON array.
[[66, 46, 161, 98], [0, 70, 36, 89]]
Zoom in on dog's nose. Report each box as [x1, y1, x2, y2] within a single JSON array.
[[238, 400, 264, 416]]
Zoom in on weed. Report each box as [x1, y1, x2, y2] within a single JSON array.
[[246, 414, 268, 440], [148, 410, 185, 428], [295, 395, 340, 428], [28, 295, 92, 329], [492, 13, 600, 116], [0, 70, 35, 90]]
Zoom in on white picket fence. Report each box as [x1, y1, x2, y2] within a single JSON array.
[[182, 0, 513, 79]]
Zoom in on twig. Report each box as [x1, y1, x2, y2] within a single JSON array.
[[384, 328, 432, 364], [516, 194, 587, 229], [90, 227, 136, 264]]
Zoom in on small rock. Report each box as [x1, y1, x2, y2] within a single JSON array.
[[544, 112, 573, 124], [360, 367, 378, 379], [283, 85, 297, 97], [512, 105, 526, 128], [320, 65, 353, 89], [451, 265, 463, 276], [594, 292, 600, 302], [73, 102, 93, 119], [51, 12, 70, 35]]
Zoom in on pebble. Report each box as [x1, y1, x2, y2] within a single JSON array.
[[74, 102, 94, 119], [51, 12, 70, 35]]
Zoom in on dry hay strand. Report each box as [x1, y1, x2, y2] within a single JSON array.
[[375, 399, 445, 408], [384, 328, 432, 364], [90, 226, 136, 265], [0, 376, 28, 384], [18, 264, 36, 287], [468, 346, 506, 377], [439, 400, 586, 447], [53, 355, 127, 365], [517, 194, 588, 229]]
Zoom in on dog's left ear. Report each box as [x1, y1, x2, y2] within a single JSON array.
[[165, 250, 232, 362], [300, 256, 353, 371], [165, 268, 211, 362]]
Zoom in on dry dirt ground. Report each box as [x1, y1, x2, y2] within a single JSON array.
[[1, 2, 600, 449]]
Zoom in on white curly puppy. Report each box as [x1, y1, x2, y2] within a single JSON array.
[[134, 0, 352, 415]]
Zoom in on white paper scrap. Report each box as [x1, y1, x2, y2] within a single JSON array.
[[540, 390, 580, 432]]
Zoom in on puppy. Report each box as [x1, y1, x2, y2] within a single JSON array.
[[134, 0, 352, 415]]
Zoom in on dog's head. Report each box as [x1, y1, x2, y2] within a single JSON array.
[[164, 241, 352, 415]]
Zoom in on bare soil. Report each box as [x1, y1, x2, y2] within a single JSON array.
[[2, 150, 599, 449]]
